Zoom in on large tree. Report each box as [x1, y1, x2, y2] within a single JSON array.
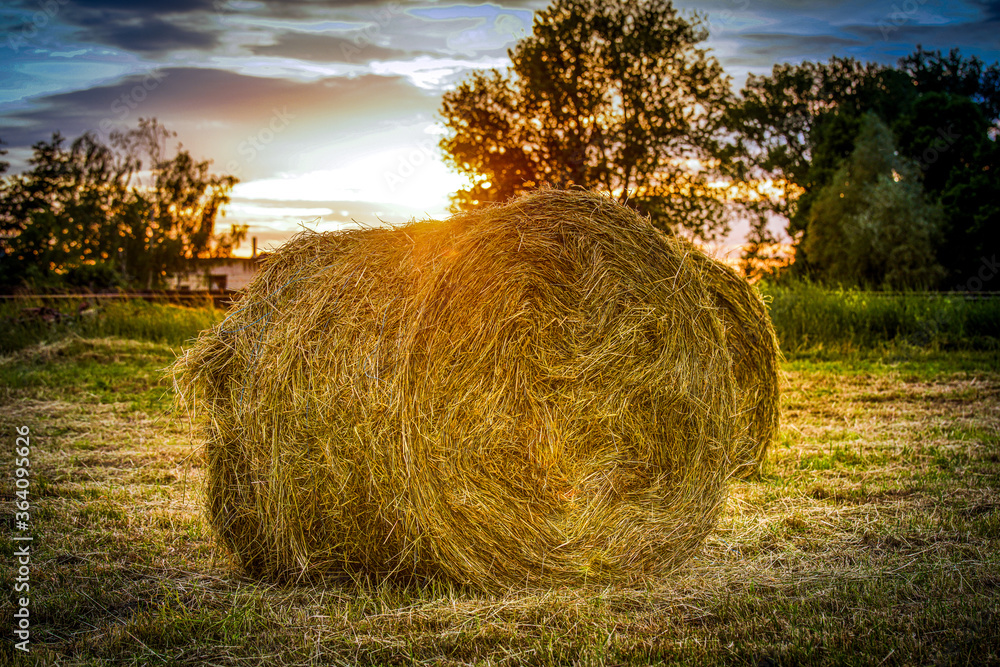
[[0, 131, 135, 288], [0, 119, 244, 290], [724, 47, 999, 286], [893, 92, 999, 286], [720, 58, 912, 270], [109, 119, 244, 287], [439, 0, 732, 241], [803, 114, 944, 289]]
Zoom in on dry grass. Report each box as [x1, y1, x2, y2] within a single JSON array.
[[172, 189, 763, 589]]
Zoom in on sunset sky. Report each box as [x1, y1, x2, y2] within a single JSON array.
[[2, 0, 998, 256]]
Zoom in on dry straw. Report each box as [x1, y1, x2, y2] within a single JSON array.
[[173, 189, 776, 589], [679, 240, 780, 477]]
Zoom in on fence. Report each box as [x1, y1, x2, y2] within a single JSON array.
[[0, 290, 238, 309]]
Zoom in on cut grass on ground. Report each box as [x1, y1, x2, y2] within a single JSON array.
[[1, 337, 998, 665]]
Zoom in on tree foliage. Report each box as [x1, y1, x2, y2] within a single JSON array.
[[440, 0, 732, 241], [803, 114, 944, 289], [900, 47, 1000, 124], [893, 92, 1000, 286], [724, 47, 999, 287], [0, 119, 244, 290], [720, 58, 912, 237]]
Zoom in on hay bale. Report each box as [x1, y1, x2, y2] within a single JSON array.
[[680, 241, 780, 477], [173, 189, 740, 589]]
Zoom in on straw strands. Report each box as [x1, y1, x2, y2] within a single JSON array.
[[172, 189, 777, 589], [680, 240, 780, 477]]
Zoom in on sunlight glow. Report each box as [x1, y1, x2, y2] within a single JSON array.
[[226, 203, 335, 218], [232, 148, 466, 214], [370, 56, 509, 88]]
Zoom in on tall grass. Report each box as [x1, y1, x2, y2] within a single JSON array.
[[761, 282, 1000, 352], [2, 285, 998, 357], [0, 298, 223, 354]]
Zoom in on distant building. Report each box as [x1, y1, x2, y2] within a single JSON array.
[[170, 236, 268, 291], [172, 256, 264, 291]]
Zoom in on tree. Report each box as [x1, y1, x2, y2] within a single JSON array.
[[802, 114, 944, 289], [723, 47, 999, 286], [109, 119, 244, 287], [0, 131, 135, 288], [894, 92, 999, 286], [720, 58, 914, 272], [900, 46, 1000, 127], [0, 119, 244, 290], [439, 0, 733, 241]]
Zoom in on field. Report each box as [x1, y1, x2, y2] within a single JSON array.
[[1, 290, 999, 665]]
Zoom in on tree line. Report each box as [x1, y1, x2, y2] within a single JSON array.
[[439, 0, 999, 289], [0, 119, 245, 291], [2, 0, 997, 291]]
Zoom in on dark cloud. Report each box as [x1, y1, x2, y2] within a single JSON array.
[[847, 21, 1000, 58], [25, 0, 544, 56], [5, 1, 999, 148], [675, 0, 1000, 87], [52, 0, 219, 54], [739, 31, 865, 58], [68, 14, 218, 53], [49, 0, 391, 55], [676, 0, 878, 19], [723, 31, 884, 71], [229, 0, 547, 19], [68, 0, 210, 10], [251, 31, 431, 63], [723, 20, 1000, 74], [1, 65, 434, 131], [969, 0, 1000, 21]]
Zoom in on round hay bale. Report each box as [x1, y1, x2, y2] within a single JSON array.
[[172, 189, 739, 589], [679, 241, 780, 477]]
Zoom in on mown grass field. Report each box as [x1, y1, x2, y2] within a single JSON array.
[[1, 292, 999, 665]]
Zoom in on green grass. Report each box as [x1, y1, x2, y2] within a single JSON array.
[[2, 286, 997, 358], [0, 298, 224, 354], [762, 282, 1000, 353], [1, 334, 999, 665]]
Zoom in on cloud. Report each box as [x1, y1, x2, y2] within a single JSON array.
[[70, 15, 218, 53], [736, 31, 866, 62], [250, 31, 432, 64], [0, 67, 442, 177], [68, 0, 209, 9], [848, 20, 1000, 56], [229, 0, 548, 17], [226, 195, 448, 229], [13, 0, 546, 59], [37, 0, 393, 56], [672, 0, 1000, 88], [978, 0, 1000, 21], [4, 0, 997, 255], [55, 0, 220, 54]]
